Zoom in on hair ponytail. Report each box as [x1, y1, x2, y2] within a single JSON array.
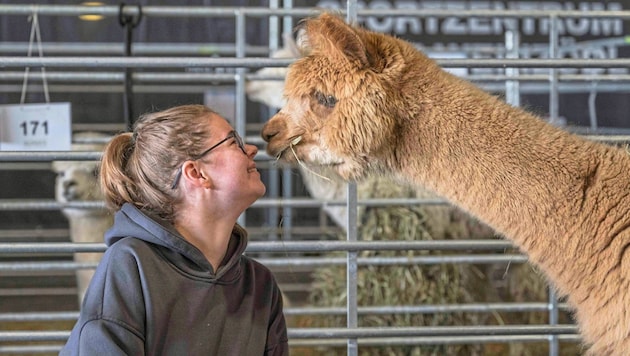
[[100, 133, 137, 211]]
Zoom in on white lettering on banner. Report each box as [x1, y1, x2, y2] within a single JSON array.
[[316, 1, 623, 37], [447, 39, 626, 75], [315, 1, 627, 75]]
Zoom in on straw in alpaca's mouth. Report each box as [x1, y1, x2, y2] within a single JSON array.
[[275, 135, 333, 182]]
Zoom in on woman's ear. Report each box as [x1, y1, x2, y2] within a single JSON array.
[[181, 161, 212, 189]]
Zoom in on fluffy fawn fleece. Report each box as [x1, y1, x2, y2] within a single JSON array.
[[261, 12, 630, 354]]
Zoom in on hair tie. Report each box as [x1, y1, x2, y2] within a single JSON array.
[[127, 132, 137, 156]]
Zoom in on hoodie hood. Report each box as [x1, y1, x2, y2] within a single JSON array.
[[104, 203, 248, 281]]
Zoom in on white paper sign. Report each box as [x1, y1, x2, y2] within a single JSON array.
[[0, 103, 72, 151]]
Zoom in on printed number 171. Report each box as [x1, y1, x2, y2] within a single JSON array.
[[19, 120, 48, 136]]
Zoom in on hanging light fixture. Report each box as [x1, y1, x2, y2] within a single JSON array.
[[78, 2, 106, 21]]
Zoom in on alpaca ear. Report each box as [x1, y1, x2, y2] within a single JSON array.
[[283, 31, 302, 58], [305, 13, 370, 69]]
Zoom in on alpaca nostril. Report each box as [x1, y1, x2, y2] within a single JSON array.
[[62, 181, 78, 201], [64, 181, 77, 191]]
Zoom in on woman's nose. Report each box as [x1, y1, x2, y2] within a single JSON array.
[[246, 143, 258, 157]]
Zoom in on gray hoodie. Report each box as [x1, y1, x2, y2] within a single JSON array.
[[60, 203, 288, 355]]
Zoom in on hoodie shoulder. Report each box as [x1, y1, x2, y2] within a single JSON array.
[[76, 237, 149, 339]]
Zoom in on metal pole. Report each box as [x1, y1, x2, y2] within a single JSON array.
[[235, 10, 247, 227], [265, 0, 280, 242], [548, 14, 561, 354], [549, 16, 560, 125], [345, 3, 359, 356], [118, 4, 142, 131], [505, 30, 520, 107]]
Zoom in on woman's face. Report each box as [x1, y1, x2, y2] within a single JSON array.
[[200, 114, 266, 209]]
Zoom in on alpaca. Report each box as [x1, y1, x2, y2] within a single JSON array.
[[249, 32, 562, 356], [261, 13, 630, 355], [51, 132, 112, 304]]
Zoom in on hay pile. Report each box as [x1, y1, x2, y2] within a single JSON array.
[[306, 175, 493, 355], [301, 173, 582, 355]]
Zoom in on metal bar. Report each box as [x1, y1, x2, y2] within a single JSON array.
[[8, 71, 630, 84], [0, 336, 582, 353], [0, 71, 624, 82], [0, 56, 292, 68], [346, 184, 359, 355], [2, 189, 630, 209], [0, 345, 64, 354], [1, 5, 629, 19], [235, 10, 247, 227], [257, 254, 528, 266], [0, 37, 624, 57], [549, 15, 560, 125], [0, 262, 98, 271], [285, 303, 571, 316], [8, 82, 630, 96], [0, 5, 313, 18], [265, 0, 280, 243], [281, 168, 293, 240], [0, 42, 270, 56], [283, 0, 294, 38], [346, 2, 359, 353], [0, 226, 348, 239], [0, 302, 572, 321], [288, 334, 582, 346], [0, 336, 582, 354], [548, 16, 560, 356], [0, 325, 578, 343], [505, 30, 520, 107], [0, 152, 102, 161], [0, 312, 78, 322], [0, 200, 105, 210], [287, 325, 578, 339], [0, 254, 529, 272], [0, 240, 515, 254], [4, 57, 630, 68], [548, 288, 560, 356], [268, 0, 279, 51], [0, 198, 450, 210]]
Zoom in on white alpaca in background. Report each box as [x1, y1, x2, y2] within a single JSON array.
[[51, 132, 112, 304]]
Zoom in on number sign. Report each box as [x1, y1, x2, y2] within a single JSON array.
[[0, 103, 72, 151]]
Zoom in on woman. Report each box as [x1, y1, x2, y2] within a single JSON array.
[[60, 105, 288, 355]]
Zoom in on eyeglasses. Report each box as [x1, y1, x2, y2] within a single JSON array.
[[170, 130, 246, 189]]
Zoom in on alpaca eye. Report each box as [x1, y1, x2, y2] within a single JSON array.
[[315, 91, 337, 108]]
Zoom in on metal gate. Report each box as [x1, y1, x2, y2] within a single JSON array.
[[1, 2, 630, 355]]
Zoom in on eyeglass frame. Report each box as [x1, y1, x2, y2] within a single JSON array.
[[170, 130, 246, 189]]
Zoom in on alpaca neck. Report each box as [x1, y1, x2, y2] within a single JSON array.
[[64, 209, 113, 244], [395, 74, 630, 303]]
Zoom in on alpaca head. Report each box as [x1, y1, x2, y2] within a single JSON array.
[[51, 132, 109, 210], [261, 13, 426, 182]]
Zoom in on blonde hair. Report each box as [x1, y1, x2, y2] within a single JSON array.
[[100, 104, 216, 221]]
